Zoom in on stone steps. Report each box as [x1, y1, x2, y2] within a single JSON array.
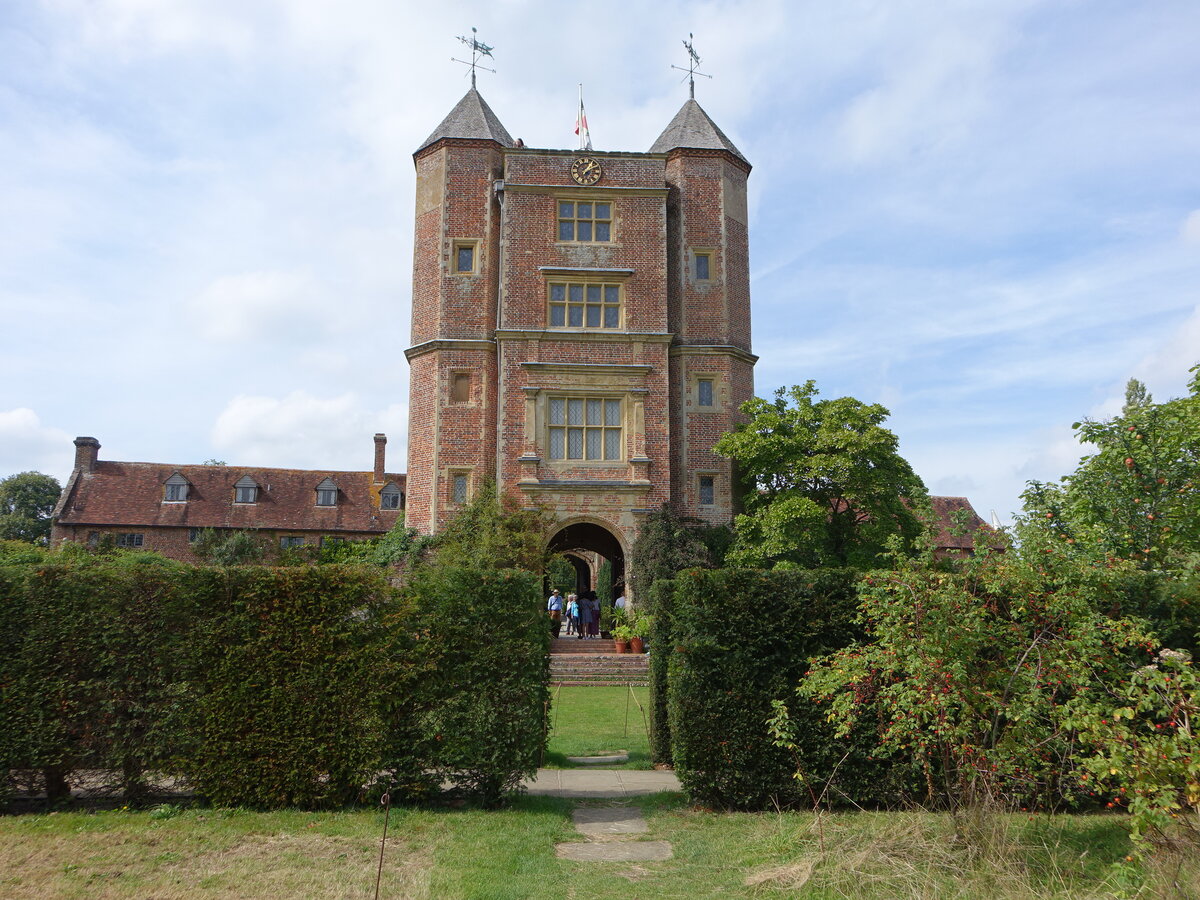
[[551, 638, 620, 654], [550, 652, 649, 686]]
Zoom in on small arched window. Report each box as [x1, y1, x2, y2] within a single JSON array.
[[234, 475, 259, 504], [316, 478, 338, 507], [164, 473, 189, 503], [380, 482, 403, 510]]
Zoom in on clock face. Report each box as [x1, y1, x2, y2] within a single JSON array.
[[570, 156, 602, 186]]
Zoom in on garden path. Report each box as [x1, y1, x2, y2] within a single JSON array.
[[554, 806, 674, 862]]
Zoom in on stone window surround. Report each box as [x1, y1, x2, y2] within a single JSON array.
[[556, 198, 613, 243], [448, 468, 471, 505], [697, 472, 718, 506], [688, 371, 727, 411], [538, 267, 633, 333], [691, 248, 715, 282], [450, 239, 479, 275], [545, 393, 625, 463]]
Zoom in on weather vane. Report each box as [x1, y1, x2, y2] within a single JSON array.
[[671, 33, 712, 99], [451, 27, 496, 88]]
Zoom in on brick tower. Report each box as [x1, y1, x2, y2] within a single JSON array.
[[406, 88, 755, 585]]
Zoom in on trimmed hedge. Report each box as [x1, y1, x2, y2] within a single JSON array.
[[647, 578, 675, 765], [0, 556, 549, 809], [668, 567, 893, 810], [1, 554, 198, 802], [179, 565, 394, 808], [397, 566, 549, 806]]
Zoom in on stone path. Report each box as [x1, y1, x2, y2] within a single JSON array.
[[524, 768, 681, 798], [555, 805, 673, 863]]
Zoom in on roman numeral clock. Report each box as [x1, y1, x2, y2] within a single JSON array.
[[570, 156, 602, 185]]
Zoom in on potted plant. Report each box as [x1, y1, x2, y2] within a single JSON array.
[[629, 613, 653, 654], [612, 623, 633, 653]]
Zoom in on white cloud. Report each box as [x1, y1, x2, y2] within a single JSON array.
[[188, 271, 328, 343], [211, 391, 407, 470], [1182, 210, 1200, 245], [45, 0, 257, 57], [0, 409, 74, 482]]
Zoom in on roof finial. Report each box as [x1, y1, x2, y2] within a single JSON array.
[[452, 27, 496, 89], [671, 33, 712, 99]]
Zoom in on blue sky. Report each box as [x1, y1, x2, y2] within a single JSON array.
[[2, 0, 1198, 524]]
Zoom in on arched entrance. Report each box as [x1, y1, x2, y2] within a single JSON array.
[[547, 520, 626, 636]]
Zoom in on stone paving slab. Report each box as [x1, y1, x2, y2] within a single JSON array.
[[524, 768, 681, 798], [572, 807, 649, 839], [555, 840, 673, 862]]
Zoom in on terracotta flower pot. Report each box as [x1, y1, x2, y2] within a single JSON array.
[[614, 639, 629, 653], [630, 636, 645, 654]]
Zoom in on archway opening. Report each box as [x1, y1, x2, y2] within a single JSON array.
[[547, 521, 626, 637]]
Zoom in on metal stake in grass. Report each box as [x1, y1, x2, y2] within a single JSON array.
[[374, 786, 392, 900], [624, 682, 631, 736]]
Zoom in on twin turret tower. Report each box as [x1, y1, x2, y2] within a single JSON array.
[[405, 83, 755, 578]]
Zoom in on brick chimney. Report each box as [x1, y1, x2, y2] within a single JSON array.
[[74, 436, 100, 473], [373, 433, 387, 483]]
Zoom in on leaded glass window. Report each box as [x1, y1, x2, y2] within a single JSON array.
[[547, 396, 622, 461], [557, 200, 612, 242], [548, 281, 621, 330]]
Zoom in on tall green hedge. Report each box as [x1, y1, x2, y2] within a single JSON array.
[[179, 565, 394, 808], [0, 555, 198, 802], [647, 577, 675, 765], [668, 567, 889, 810], [0, 556, 549, 810], [397, 566, 549, 806]]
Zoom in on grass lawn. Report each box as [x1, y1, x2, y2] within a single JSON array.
[[544, 685, 652, 769], [2, 796, 1192, 899]]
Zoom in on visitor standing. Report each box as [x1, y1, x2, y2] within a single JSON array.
[[583, 590, 601, 638], [565, 593, 579, 635], [547, 588, 563, 638]]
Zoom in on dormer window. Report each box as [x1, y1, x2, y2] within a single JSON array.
[[164, 473, 189, 503], [316, 477, 338, 507], [234, 475, 259, 504], [380, 482, 403, 510]]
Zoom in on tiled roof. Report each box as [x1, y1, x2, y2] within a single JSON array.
[[416, 88, 514, 153], [649, 99, 748, 164], [929, 495, 996, 550], [56, 461, 405, 534]]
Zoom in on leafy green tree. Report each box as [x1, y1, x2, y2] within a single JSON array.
[[628, 504, 722, 611], [427, 481, 556, 574], [0, 471, 62, 544], [714, 382, 928, 569], [546, 554, 577, 594], [1021, 369, 1200, 570]]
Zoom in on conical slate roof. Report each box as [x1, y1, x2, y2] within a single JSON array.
[[416, 88, 514, 154], [649, 99, 748, 164]]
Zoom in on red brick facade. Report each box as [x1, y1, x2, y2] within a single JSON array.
[[405, 92, 758, 565]]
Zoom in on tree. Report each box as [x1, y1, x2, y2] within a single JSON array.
[[0, 471, 61, 544], [714, 381, 928, 569], [627, 504, 724, 610], [1022, 368, 1200, 569], [427, 481, 556, 574]]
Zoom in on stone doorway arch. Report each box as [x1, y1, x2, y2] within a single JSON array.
[[548, 520, 626, 595]]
